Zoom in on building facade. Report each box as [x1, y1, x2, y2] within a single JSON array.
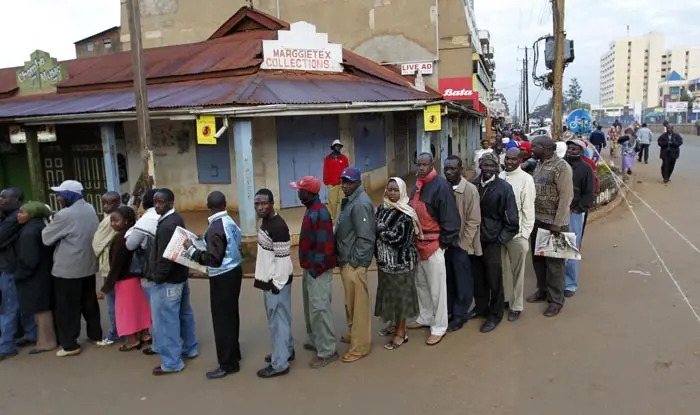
[[660, 46, 700, 84], [74, 26, 122, 59]]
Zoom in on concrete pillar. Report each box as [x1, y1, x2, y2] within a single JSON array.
[[100, 123, 120, 192], [232, 118, 256, 237]]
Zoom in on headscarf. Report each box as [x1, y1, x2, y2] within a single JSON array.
[[57, 190, 83, 207], [21, 201, 51, 219], [384, 177, 423, 239]]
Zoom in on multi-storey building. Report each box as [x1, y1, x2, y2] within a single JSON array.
[[74, 26, 122, 59], [660, 47, 700, 84]]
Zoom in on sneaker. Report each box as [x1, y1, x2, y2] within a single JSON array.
[[56, 348, 81, 357], [310, 352, 339, 369], [265, 350, 295, 363], [96, 338, 116, 347], [257, 365, 290, 379]]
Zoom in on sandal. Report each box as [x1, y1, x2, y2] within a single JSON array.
[[384, 333, 408, 350], [119, 342, 143, 352], [378, 324, 397, 337]]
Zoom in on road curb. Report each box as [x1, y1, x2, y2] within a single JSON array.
[[587, 177, 630, 224]]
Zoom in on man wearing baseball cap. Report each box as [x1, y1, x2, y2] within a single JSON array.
[[334, 167, 376, 363], [41, 180, 102, 357], [323, 139, 349, 221], [289, 176, 339, 368]]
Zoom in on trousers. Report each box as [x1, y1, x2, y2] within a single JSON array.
[[53, 276, 102, 351], [661, 157, 677, 181], [501, 237, 530, 312], [445, 246, 473, 321], [637, 144, 650, 163], [210, 268, 242, 372], [473, 243, 505, 322], [302, 269, 337, 358], [531, 222, 567, 306], [327, 185, 342, 221], [264, 284, 294, 372], [414, 249, 448, 336], [151, 281, 199, 372], [340, 264, 371, 356], [565, 212, 585, 293]]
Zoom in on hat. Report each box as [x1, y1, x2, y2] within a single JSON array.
[[566, 139, 586, 150], [479, 152, 500, 166], [50, 180, 83, 193], [289, 176, 322, 194], [331, 139, 343, 148], [341, 167, 361, 182]]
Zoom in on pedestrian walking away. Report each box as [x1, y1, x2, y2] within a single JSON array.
[[374, 178, 420, 350], [335, 167, 376, 363], [499, 149, 536, 322], [408, 153, 460, 346], [93, 191, 122, 347], [657, 126, 683, 184], [290, 176, 339, 369], [186, 191, 242, 380], [564, 140, 595, 297], [323, 139, 349, 221], [472, 153, 519, 333], [253, 189, 295, 379], [527, 138, 574, 317], [149, 189, 199, 376], [636, 123, 653, 164], [589, 125, 606, 162], [41, 180, 102, 357], [443, 156, 481, 332]]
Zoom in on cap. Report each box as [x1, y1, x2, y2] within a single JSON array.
[[331, 139, 343, 148], [50, 180, 84, 193], [288, 176, 321, 194], [341, 167, 361, 182], [566, 139, 586, 150], [501, 137, 510, 144]]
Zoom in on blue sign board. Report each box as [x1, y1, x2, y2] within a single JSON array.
[[567, 109, 592, 134]]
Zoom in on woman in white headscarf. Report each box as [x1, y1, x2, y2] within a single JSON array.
[[374, 177, 421, 350]]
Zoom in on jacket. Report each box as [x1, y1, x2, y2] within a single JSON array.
[[499, 167, 536, 240], [451, 177, 482, 255], [335, 185, 377, 268], [410, 175, 461, 247], [42, 199, 99, 279], [323, 153, 349, 186], [476, 177, 519, 246], [375, 206, 418, 273], [0, 204, 21, 273], [92, 214, 117, 277], [14, 218, 54, 315], [589, 130, 607, 149], [188, 211, 242, 277], [567, 157, 595, 213], [150, 210, 189, 285], [100, 231, 136, 293], [658, 132, 683, 160], [298, 197, 336, 277], [636, 127, 653, 145], [532, 155, 574, 226]]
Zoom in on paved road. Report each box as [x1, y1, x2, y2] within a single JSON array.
[[2, 137, 700, 415]]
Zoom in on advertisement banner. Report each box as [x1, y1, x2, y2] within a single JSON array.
[[438, 77, 477, 102], [423, 105, 442, 131], [665, 101, 687, 113], [196, 115, 217, 145]]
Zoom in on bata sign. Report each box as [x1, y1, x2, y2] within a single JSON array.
[[400, 62, 434, 76], [438, 77, 478, 103], [262, 21, 343, 73]]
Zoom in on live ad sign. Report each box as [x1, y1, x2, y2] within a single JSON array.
[[401, 62, 434, 76]]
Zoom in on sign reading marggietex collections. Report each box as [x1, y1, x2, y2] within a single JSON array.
[[261, 21, 343, 73]]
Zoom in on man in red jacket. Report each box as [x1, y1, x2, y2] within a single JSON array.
[[322, 139, 349, 220]]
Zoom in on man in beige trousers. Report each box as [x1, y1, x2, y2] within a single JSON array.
[[499, 148, 535, 322]]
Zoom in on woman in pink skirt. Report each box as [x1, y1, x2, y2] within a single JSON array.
[[97, 206, 151, 352]]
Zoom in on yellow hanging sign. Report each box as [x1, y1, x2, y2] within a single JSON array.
[[196, 115, 217, 145], [423, 104, 442, 131]]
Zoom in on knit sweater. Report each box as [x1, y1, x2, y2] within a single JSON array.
[[375, 206, 417, 274], [254, 214, 293, 292], [532, 155, 574, 226]]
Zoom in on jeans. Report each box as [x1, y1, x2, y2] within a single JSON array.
[[151, 281, 199, 372], [264, 284, 294, 372], [141, 279, 158, 353], [105, 288, 120, 341], [0, 272, 20, 355], [445, 246, 474, 321], [565, 212, 586, 293]]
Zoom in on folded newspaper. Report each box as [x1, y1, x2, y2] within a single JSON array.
[[533, 229, 581, 260], [162, 226, 208, 273]]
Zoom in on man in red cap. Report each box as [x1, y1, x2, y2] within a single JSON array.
[[323, 140, 349, 221], [289, 176, 339, 369]]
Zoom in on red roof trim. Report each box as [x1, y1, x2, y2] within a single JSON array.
[[208, 6, 288, 40]]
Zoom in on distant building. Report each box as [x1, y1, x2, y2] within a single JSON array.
[[74, 26, 121, 59], [660, 46, 700, 83]]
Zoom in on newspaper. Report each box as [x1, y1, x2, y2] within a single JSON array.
[[162, 226, 208, 273], [533, 228, 581, 260]]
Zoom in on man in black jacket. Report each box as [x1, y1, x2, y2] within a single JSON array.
[[472, 153, 519, 333], [149, 188, 199, 376], [658, 126, 684, 184], [588, 125, 606, 160]]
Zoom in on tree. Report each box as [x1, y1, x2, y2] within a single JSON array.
[[492, 92, 510, 116], [567, 101, 591, 111], [530, 97, 553, 120], [565, 78, 583, 111]]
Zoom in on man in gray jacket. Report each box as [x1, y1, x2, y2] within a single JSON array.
[[636, 123, 653, 164], [42, 180, 102, 357], [335, 167, 376, 363]]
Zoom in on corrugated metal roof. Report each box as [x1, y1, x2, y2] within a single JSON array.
[[0, 72, 434, 119]]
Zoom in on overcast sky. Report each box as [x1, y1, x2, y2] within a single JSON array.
[[2, 0, 699, 113]]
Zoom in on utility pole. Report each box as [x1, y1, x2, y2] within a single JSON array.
[[551, 0, 565, 140], [126, 0, 155, 202], [523, 47, 530, 131], [517, 65, 523, 126]]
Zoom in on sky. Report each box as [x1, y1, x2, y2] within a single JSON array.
[[1, 0, 699, 114], [476, 0, 700, 111]]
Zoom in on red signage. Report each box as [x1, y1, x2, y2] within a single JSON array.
[[439, 77, 477, 101]]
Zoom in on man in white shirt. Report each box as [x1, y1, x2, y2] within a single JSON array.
[[499, 148, 536, 322], [636, 123, 653, 164]]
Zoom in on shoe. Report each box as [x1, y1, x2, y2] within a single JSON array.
[[526, 291, 547, 303], [265, 350, 296, 363], [96, 338, 116, 347], [182, 353, 199, 360], [16, 338, 36, 348], [119, 342, 143, 352], [406, 321, 428, 329], [303, 343, 317, 352], [479, 320, 500, 333], [341, 352, 368, 363], [310, 352, 339, 369], [425, 334, 444, 346], [152, 366, 181, 376], [446, 318, 465, 333], [466, 310, 486, 320], [206, 367, 239, 380], [340, 335, 351, 344], [564, 290, 576, 298], [663, 179, 669, 184], [627, 169, 632, 175], [56, 348, 81, 357], [508, 310, 521, 322], [29, 347, 56, 355], [378, 324, 397, 337], [384, 333, 408, 350], [142, 347, 157, 356], [0, 351, 18, 361], [257, 365, 290, 379], [543, 304, 562, 317]]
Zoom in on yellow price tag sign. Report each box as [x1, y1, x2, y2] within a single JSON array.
[[196, 115, 217, 145], [423, 104, 442, 131]]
